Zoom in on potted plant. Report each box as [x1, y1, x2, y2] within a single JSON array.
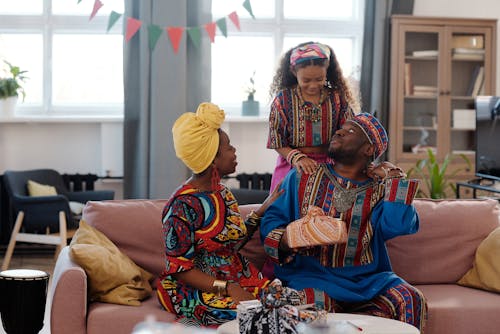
[[407, 148, 472, 199], [0, 60, 28, 116], [242, 71, 259, 116]]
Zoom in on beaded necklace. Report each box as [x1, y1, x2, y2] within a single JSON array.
[[297, 86, 326, 122]]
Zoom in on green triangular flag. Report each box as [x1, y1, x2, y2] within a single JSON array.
[[148, 24, 163, 51], [216, 18, 228, 38], [187, 27, 201, 48], [242, 0, 255, 19], [106, 11, 122, 32]]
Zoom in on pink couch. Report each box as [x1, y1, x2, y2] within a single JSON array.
[[49, 198, 500, 334]]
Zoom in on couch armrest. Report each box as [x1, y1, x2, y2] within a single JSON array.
[[50, 246, 88, 334]]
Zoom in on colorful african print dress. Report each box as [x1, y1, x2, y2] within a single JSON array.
[[260, 164, 427, 330], [156, 184, 270, 327], [267, 86, 353, 191]]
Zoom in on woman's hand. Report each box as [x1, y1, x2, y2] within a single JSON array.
[[294, 156, 318, 175], [367, 161, 407, 181], [227, 282, 256, 304], [255, 181, 285, 216]]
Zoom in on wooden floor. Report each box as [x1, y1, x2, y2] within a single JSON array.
[[0, 248, 56, 334]]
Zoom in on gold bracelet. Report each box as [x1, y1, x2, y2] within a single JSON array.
[[246, 210, 261, 221], [212, 279, 228, 297]]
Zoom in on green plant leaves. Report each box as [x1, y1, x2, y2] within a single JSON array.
[[407, 148, 472, 199]]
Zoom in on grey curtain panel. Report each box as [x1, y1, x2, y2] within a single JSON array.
[[360, 0, 414, 129], [123, 0, 212, 199]]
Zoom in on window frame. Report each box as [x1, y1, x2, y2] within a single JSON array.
[[0, 0, 124, 118], [211, 0, 365, 117]]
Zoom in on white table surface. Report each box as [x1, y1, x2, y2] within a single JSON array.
[[217, 312, 420, 334]]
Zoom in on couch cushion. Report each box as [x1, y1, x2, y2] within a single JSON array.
[[82, 199, 167, 276], [387, 199, 500, 284], [87, 296, 176, 334], [27, 179, 57, 196], [417, 284, 500, 334], [69, 220, 154, 305], [458, 226, 500, 293]]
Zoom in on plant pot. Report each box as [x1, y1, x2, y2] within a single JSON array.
[[0, 96, 18, 117], [242, 98, 259, 116]]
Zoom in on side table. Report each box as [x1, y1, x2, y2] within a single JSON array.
[[0, 269, 49, 334], [217, 312, 420, 334]]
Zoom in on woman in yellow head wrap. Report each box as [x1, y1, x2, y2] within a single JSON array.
[[157, 102, 286, 327]]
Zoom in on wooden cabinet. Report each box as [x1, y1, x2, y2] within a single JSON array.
[[389, 15, 497, 180]]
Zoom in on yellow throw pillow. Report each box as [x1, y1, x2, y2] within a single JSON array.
[[27, 180, 57, 196], [458, 227, 500, 293], [69, 220, 154, 306]]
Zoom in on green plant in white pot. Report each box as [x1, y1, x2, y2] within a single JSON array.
[[0, 60, 28, 116], [242, 71, 259, 116], [407, 148, 471, 199]]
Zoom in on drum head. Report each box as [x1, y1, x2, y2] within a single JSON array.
[[0, 269, 48, 279]]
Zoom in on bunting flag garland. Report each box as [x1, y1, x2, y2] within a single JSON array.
[[148, 24, 163, 51], [204, 22, 217, 43], [166, 27, 184, 54], [187, 27, 202, 49], [242, 0, 255, 19], [79, 0, 254, 53], [107, 11, 122, 32], [125, 17, 142, 42], [216, 18, 228, 38], [228, 11, 241, 31], [89, 0, 103, 21]]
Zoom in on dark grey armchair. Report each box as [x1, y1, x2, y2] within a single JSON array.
[[1, 169, 114, 270]]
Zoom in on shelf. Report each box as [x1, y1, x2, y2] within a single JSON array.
[[403, 126, 437, 131], [404, 95, 438, 99], [405, 56, 438, 61]]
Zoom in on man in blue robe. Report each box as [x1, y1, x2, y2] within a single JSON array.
[[260, 113, 427, 331]]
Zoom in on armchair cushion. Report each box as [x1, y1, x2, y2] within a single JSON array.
[[27, 179, 57, 196], [458, 227, 500, 293], [69, 220, 154, 306]]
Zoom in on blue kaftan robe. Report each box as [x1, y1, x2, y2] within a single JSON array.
[[260, 163, 420, 303]]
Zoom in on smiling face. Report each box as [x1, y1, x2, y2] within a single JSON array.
[[294, 64, 328, 98], [213, 130, 237, 177], [329, 121, 372, 164]]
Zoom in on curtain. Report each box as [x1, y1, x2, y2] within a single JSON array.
[[359, 0, 392, 125], [123, 0, 212, 199]]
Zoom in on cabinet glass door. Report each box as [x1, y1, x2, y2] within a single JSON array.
[[449, 30, 488, 156], [402, 29, 440, 157]]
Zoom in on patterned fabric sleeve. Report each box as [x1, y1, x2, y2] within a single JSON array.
[[162, 195, 203, 274], [267, 92, 288, 149], [263, 228, 287, 264], [384, 178, 420, 205]]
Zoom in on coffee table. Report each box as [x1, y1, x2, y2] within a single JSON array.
[[217, 312, 420, 334]]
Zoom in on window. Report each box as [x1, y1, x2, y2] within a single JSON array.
[[0, 0, 124, 117], [211, 0, 365, 117]]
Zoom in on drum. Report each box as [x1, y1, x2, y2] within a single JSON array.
[[0, 269, 49, 334]]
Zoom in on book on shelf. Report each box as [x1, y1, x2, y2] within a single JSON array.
[[413, 85, 437, 92], [471, 66, 485, 96], [453, 109, 476, 129], [453, 48, 485, 54], [404, 63, 413, 95], [466, 65, 483, 96], [411, 50, 438, 57]]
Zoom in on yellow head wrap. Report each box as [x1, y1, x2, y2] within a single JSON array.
[[172, 102, 226, 174]]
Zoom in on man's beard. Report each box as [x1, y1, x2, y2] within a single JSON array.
[[328, 147, 361, 165]]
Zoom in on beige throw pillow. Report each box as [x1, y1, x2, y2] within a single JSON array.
[[458, 227, 500, 293], [69, 220, 154, 306], [27, 180, 57, 196]]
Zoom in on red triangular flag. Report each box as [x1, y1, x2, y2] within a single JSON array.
[[205, 22, 217, 43], [89, 0, 103, 21], [228, 11, 241, 30], [166, 27, 184, 54], [125, 17, 142, 42]]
